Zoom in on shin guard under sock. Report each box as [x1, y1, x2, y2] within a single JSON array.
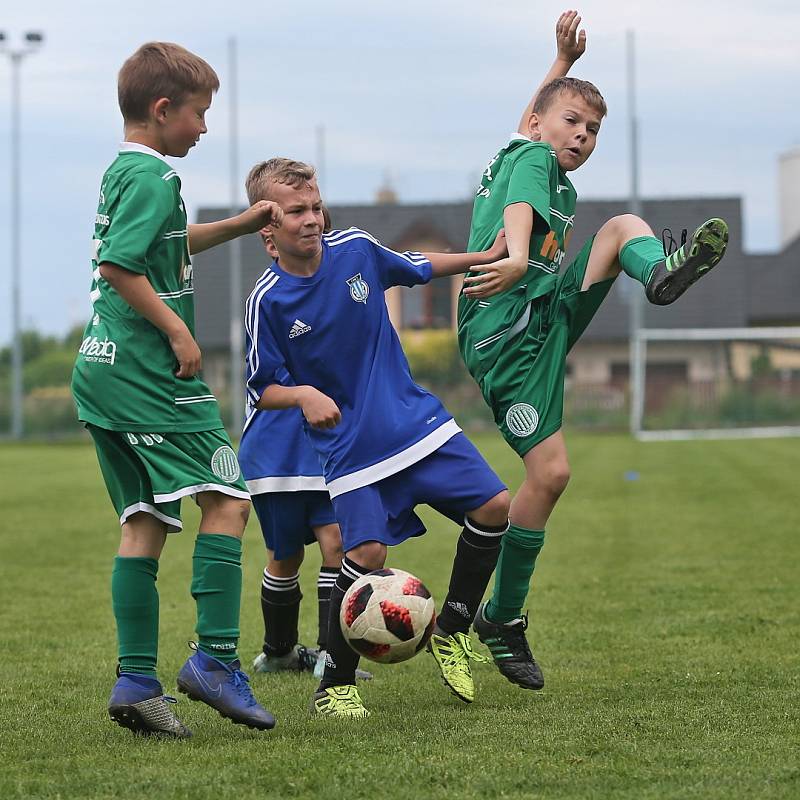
[[619, 235, 666, 287], [191, 533, 242, 664], [485, 525, 545, 624], [112, 556, 159, 678], [317, 566, 338, 650], [260, 569, 302, 657], [318, 556, 370, 689], [436, 516, 508, 635]]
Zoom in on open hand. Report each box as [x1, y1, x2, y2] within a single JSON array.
[[556, 10, 586, 63], [239, 200, 284, 235], [462, 257, 527, 299]]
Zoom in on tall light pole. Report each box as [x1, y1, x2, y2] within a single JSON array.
[[227, 37, 244, 433], [1, 31, 44, 439], [626, 29, 646, 437]]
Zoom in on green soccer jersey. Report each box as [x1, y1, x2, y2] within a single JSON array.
[[457, 136, 577, 380], [71, 143, 223, 433]]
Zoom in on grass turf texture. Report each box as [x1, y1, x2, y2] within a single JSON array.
[[1, 432, 798, 800]]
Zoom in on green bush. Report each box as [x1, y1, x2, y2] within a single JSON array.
[[400, 329, 466, 386]]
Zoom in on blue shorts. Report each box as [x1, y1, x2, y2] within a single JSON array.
[[331, 432, 506, 552], [251, 491, 337, 561]]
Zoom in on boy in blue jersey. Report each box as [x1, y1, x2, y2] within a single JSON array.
[[243, 158, 511, 717], [240, 221, 370, 681]]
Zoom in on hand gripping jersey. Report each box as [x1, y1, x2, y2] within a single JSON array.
[[244, 229, 461, 498], [457, 136, 577, 381], [71, 143, 222, 432]]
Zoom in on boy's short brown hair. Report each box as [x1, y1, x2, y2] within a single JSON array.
[[118, 42, 219, 123], [533, 76, 607, 119], [245, 158, 317, 205]]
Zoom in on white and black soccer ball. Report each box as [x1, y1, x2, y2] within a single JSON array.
[[339, 568, 436, 664]]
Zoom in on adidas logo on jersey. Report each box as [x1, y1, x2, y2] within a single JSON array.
[[289, 319, 312, 339]]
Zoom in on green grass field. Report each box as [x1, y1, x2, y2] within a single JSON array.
[[1, 432, 798, 799]]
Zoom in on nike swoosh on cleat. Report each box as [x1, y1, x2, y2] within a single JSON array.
[[188, 661, 223, 698]]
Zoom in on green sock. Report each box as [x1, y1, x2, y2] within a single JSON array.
[[485, 525, 545, 624], [191, 533, 242, 664], [618, 235, 665, 287], [111, 556, 159, 678]]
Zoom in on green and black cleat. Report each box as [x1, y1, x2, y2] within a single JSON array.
[[473, 604, 544, 691], [645, 218, 729, 306]]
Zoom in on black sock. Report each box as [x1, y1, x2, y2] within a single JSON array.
[[436, 516, 508, 635], [318, 557, 371, 690], [260, 568, 302, 656], [317, 566, 338, 650]]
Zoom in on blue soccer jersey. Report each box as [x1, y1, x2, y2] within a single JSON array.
[[243, 228, 461, 498], [238, 405, 326, 494]]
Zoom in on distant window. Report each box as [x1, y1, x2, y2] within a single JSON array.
[[400, 281, 452, 329]]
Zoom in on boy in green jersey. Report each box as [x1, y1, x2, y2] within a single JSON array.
[[71, 42, 283, 737], [457, 12, 729, 689]]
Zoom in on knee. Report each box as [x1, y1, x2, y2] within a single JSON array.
[[347, 540, 386, 571], [542, 459, 571, 499], [469, 489, 511, 527], [268, 550, 304, 577]]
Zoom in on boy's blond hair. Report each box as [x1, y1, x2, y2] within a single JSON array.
[[533, 76, 607, 119], [245, 158, 317, 205], [118, 42, 219, 123]]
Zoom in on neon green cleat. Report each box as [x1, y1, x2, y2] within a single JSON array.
[[310, 685, 370, 718], [426, 631, 488, 703]]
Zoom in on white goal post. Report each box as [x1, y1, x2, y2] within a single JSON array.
[[631, 326, 800, 441]]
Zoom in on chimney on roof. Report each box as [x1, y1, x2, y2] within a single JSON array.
[[779, 146, 800, 248], [375, 171, 398, 205]]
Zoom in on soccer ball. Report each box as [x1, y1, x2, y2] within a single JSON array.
[[340, 568, 436, 664]]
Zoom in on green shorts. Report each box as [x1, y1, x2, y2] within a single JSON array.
[[87, 425, 249, 532], [478, 236, 614, 457]]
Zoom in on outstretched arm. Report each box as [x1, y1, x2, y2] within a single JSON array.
[[427, 229, 507, 279], [188, 200, 284, 255], [516, 10, 587, 134]]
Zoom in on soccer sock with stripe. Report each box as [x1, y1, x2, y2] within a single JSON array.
[[618, 235, 666, 287], [318, 556, 371, 690], [260, 568, 302, 657], [317, 566, 339, 650], [112, 556, 160, 678], [485, 525, 545, 624], [191, 533, 242, 664], [435, 517, 508, 636]]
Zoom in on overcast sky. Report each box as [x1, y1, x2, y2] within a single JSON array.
[[1, 0, 799, 343]]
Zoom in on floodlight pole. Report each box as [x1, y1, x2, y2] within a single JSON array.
[[228, 36, 244, 433], [627, 30, 646, 437], [1, 32, 44, 439]]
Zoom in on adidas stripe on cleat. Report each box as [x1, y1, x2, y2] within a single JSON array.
[[645, 218, 729, 306], [426, 630, 488, 703], [311, 685, 370, 718], [473, 604, 544, 690]]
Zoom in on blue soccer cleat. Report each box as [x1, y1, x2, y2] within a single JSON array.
[[108, 672, 192, 738], [176, 645, 276, 730]]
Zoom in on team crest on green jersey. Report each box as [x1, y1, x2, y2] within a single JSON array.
[[347, 273, 370, 304], [211, 446, 241, 483]]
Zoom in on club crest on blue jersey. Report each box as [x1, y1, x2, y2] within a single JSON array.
[[346, 273, 370, 304]]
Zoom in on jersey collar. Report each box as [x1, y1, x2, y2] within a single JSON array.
[[118, 141, 173, 167], [509, 132, 532, 144]]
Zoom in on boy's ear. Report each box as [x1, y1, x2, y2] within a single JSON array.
[[152, 97, 171, 123], [527, 112, 542, 142]]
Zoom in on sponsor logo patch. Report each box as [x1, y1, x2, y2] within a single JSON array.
[[505, 403, 539, 437], [211, 445, 241, 483], [79, 335, 117, 365]]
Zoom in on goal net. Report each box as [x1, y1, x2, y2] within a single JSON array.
[[631, 327, 800, 441]]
